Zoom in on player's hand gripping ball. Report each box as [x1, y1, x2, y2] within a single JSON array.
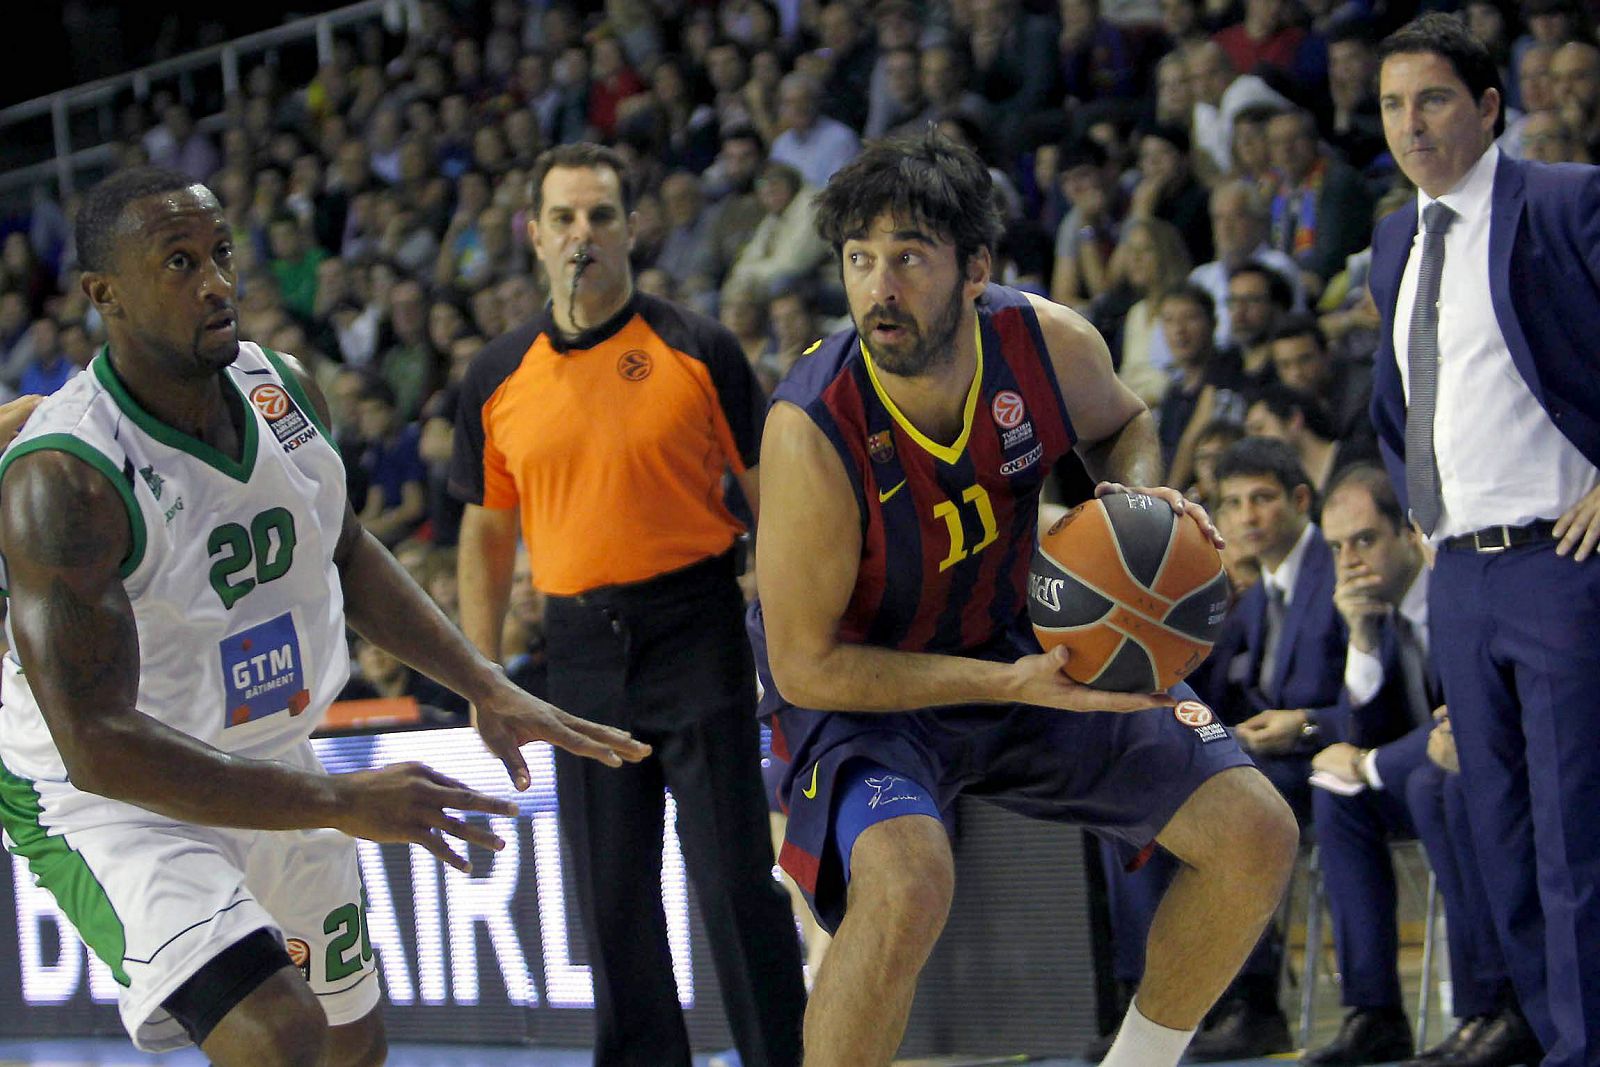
[[1029, 493, 1230, 691]]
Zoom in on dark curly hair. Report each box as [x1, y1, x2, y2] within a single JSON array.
[[812, 131, 1005, 275]]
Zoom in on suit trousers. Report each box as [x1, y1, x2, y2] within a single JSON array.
[[1431, 543, 1600, 1066], [544, 553, 806, 1067], [1405, 762, 1510, 1020], [1312, 764, 1419, 1010]]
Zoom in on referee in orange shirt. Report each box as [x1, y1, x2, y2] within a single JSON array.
[[451, 143, 805, 1067]]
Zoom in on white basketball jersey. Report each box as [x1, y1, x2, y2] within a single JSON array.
[[0, 343, 350, 781]]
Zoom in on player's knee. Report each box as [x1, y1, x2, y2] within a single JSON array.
[[845, 817, 954, 949], [262, 1015, 330, 1067], [1221, 777, 1299, 890], [182, 932, 328, 1067], [223, 988, 329, 1067], [1171, 769, 1298, 901]]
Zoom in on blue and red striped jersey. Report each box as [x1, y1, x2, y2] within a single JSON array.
[[765, 283, 1080, 656]]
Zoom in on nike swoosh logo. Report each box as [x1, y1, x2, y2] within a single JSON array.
[[801, 763, 820, 799], [878, 479, 907, 504]]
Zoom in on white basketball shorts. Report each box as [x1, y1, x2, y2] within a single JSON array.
[[0, 740, 380, 1052]]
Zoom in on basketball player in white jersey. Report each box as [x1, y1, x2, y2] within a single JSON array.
[[0, 167, 650, 1066]]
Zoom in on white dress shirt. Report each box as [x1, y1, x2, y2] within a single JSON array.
[[1261, 521, 1316, 609], [1392, 145, 1599, 539]]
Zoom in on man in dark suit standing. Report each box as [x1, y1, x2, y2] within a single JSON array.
[[1370, 15, 1600, 1066]]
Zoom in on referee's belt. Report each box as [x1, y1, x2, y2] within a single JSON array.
[[1438, 519, 1558, 554], [556, 548, 739, 609]]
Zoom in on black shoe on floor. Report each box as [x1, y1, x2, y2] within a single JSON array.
[[1304, 1006, 1415, 1066], [1446, 1007, 1543, 1067], [1184, 998, 1293, 1062], [1400, 1016, 1490, 1067]]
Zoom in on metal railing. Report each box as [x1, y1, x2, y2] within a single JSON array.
[[0, 0, 419, 202]]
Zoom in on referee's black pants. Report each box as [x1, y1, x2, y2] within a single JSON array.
[[544, 551, 806, 1067]]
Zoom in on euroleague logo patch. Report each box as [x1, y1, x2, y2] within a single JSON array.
[[250, 383, 317, 451], [617, 349, 653, 381], [286, 937, 312, 982], [991, 390, 1026, 429], [1175, 700, 1228, 743], [250, 383, 291, 420]]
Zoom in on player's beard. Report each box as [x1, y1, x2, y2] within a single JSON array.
[[860, 280, 966, 378]]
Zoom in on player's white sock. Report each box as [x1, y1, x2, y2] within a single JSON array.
[[1099, 998, 1196, 1067]]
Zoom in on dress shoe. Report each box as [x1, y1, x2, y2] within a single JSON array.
[[1400, 1016, 1489, 1066], [1444, 1008, 1543, 1067], [1303, 1006, 1414, 1066], [1184, 998, 1292, 1062]]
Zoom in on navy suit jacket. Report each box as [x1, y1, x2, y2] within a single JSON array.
[[1369, 154, 1600, 507], [1196, 526, 1348, 733], [1340, 616, 1436, 748]]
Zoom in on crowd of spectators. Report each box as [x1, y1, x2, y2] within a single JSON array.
[[4, 0, 1597, 578], [3, 0, 1600, 1052]]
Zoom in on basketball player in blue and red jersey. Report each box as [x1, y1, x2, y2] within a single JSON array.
[[749, 133, 1300, 1066]]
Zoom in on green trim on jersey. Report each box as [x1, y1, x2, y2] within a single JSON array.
[[0, 433, 149, 579], [260, 348, 333, 440], [0, 761, 131, 986], [92, 354, 260, 484]]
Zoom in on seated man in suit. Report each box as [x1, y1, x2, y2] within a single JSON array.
[[1300, 465, 1433, 1063], [1099, 438, 1346, 1062], [1308, 473, 1539, 1067]]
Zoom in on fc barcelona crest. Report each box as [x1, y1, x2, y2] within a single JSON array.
[[868, 430, 895, 464]]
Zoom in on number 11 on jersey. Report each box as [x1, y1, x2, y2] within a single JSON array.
[[932, 485, 998, 572]]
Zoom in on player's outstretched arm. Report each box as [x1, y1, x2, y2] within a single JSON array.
[[758, 402, 1164, 715], [0, 451, 516, 869], [273, 353, 651, 786]]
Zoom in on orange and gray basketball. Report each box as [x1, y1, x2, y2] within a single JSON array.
[[1029, 494, 1230, 692]]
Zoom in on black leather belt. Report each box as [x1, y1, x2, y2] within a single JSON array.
[[1438, 520, 1558, 553]]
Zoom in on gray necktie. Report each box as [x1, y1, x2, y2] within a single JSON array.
[[1259, 583, 1287, 690], [1405, 202, 1457, 536], [1395, 615, 1433, 728]]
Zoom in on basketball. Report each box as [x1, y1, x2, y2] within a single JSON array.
[[1028, 493, 1230, 692]]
